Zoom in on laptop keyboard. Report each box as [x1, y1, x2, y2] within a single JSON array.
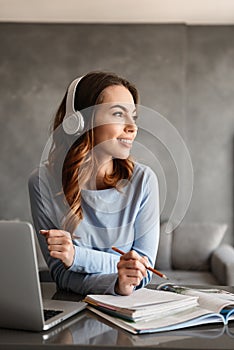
[[43, 309, 63, 321]]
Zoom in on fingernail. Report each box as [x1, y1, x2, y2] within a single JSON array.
[[40, 229, 49, 234]]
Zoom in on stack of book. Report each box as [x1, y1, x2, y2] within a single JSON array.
[[84, 284, 234, 334]]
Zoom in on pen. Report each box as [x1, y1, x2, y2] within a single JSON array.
[[112, 246, 169, 280]]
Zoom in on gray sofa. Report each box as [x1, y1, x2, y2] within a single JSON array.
[[151, 222, 234, 286]]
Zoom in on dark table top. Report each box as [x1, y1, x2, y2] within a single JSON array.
[[0, 283, 233, 350]]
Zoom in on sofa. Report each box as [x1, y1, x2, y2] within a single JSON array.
[[36, 221, 234, 286], [152, 221, 234, 286]]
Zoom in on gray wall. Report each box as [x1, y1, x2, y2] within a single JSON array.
[[0, 23, 233, 244], [185, 26, 234, 244]]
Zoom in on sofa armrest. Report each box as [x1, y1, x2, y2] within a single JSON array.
[[211, 244, 234, 285]]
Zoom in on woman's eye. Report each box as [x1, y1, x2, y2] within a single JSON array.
[[113, 111, 123, 117]]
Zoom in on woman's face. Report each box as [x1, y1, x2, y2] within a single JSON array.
[[93, 85, 138, 161]]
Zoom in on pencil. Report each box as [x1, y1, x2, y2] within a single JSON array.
[[112, 246, 169, 280]]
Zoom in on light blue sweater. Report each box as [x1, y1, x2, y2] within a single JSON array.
[[28, 162, 159, 295]]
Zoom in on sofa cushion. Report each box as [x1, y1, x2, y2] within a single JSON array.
[[150, 270, 219, 285], [171, 223, 227, 271], [155, 221, 173, 270]]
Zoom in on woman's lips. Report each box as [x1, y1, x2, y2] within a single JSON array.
[[117, 138, 133, 148]]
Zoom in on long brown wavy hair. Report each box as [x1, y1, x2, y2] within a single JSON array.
[[48, 71, 139, 233]]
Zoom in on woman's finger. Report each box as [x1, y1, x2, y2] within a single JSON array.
[[40, 229, 70, 237], [119, 250, 140, 261]]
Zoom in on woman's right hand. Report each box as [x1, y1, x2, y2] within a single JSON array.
[[40, 229, 75, 269], [115, 250, 148, 296]]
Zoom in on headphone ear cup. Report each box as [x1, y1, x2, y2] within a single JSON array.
[[62, 111, 84, 136]]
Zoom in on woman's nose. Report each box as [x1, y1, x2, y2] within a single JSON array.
[[124, 122, 138, 133]]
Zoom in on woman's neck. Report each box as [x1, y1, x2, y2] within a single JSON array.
[[87, 158, 113, 190]]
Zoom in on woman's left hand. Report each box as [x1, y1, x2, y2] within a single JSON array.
[[40, 229, 75, 268]]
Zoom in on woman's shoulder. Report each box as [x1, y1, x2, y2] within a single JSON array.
[[132, 163, 159, 197], [28, 167, 40, 186], [133, 162, 157, 180], [28, 164, 53, 189]]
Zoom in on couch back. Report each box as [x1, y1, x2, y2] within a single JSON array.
[[155, 222, 227, 271]]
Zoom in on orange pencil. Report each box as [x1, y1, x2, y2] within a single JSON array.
[[112, 246, 169, 280]]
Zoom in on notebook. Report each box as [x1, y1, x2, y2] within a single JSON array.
[[0, 220, 86, 331], [85, 287, 234, 334]]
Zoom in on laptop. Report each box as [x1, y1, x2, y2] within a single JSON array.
[[0, 220, 86, 331]]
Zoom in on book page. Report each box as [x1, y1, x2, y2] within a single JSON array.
[[88, 305, 224, 334], [85, 288, 197, 309], [182, 290, 234, 314], [157, 283, 234, 314]]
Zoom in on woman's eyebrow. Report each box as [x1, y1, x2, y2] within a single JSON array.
[[110, 104, 136, 114]]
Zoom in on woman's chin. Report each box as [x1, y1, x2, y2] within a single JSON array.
[[113, 151, 131, 160]]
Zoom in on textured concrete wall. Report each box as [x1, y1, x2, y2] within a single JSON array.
[[185, 26, 234, 244], [0, 23, 233, 244]]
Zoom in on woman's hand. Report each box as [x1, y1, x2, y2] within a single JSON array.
[[115, 250, 148, 296], [40, 229, 75, 268]]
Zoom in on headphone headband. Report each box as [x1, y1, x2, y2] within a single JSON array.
[[65, 76, 83, 118]]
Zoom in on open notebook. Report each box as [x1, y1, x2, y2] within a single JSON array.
[[0, 221, 86, 331], [84, 286, 234, 334]]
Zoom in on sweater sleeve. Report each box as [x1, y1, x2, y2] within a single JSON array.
[[132, 168, 160, 289], [69, 245, 119, 274], [28, 168, 118, 295]]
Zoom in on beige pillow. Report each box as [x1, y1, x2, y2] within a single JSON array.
[[172, 223, 227, 271]]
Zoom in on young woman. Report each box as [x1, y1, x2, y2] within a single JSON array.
[[28, 71, 159, 296]]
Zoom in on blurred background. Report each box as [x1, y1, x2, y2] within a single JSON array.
[[0, 0, 234, 244]]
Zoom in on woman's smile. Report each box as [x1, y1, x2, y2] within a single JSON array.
[[117, 138, 134, 148]]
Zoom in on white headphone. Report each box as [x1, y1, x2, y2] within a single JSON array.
[[62, 77, 84, 136]]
